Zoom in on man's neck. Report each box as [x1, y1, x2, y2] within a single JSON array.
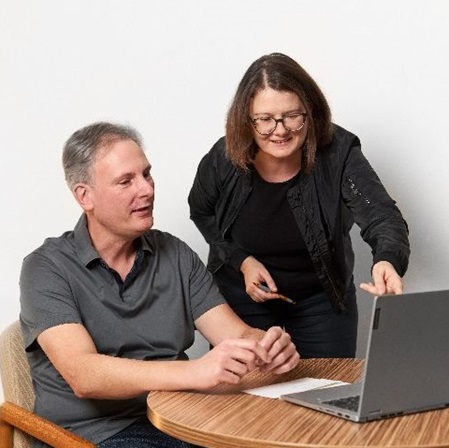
[[87, 220, 139, 280]]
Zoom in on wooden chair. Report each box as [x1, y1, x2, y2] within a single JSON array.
[[0, 320, 95, 448]]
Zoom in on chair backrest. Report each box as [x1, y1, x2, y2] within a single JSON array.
[[0, 320, 34, 448]]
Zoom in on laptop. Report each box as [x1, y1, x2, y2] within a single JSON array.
[[281, 289, 449, 422]]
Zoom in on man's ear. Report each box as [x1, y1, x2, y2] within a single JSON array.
[[73, 183, 94, 211]]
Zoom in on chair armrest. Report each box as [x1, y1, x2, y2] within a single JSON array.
[[0, 401, 95, 448]]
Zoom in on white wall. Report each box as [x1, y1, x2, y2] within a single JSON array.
[[1, 1, 449, 401]]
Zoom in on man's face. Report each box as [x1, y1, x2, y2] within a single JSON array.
[[84, 138, 154, 240]]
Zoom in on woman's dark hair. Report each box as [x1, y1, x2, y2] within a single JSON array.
[[225, 53, 333, 173]]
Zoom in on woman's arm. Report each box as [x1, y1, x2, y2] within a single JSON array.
[[342, 145, 410, 274], [188, 138, 249, 271]]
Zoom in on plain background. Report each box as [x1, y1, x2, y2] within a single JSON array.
[[1, 1, 449, 401]]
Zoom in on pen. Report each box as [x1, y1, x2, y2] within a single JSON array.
[[253, 282, 296, 304]]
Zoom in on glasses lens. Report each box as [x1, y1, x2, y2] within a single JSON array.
[[284, 114, 305, 131], [254, 117, 276, 135], [253, 114, 306, 135]]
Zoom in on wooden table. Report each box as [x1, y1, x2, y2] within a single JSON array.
[[147, 358, 449, 447]]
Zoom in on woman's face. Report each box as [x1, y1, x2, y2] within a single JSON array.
[[250, 88, 308, 162]]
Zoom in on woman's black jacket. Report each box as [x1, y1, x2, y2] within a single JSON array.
[[188, 125, 410, 310]]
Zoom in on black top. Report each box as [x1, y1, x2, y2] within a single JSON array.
[[230, 170, 322, 300]]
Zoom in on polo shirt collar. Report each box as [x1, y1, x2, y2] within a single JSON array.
[[73, 214, 155, 267]]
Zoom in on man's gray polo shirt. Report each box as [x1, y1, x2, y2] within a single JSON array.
[[20, 214, 226, 446]]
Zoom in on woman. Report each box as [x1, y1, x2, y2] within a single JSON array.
[[188, 53, 410, 358]]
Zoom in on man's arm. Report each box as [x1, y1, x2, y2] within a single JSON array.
[[37, 323, 201, 399], [37, 312, 289, 399]]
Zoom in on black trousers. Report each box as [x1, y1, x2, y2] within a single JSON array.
[[215, 271, 358, 358]]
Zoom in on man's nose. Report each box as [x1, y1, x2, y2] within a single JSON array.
[[138, 177, 154, 195]]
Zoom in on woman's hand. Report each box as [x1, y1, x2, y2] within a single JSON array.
[[240, 256, 279, 302], [360, 261, 403, 296]]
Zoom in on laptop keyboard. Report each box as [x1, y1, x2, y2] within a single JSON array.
[[322, 395, 360, 412]]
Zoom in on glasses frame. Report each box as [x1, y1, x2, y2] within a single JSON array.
[[251, 112, 308, 135]]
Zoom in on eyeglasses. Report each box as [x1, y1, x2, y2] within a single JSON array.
[[251, 113, 308, 135]]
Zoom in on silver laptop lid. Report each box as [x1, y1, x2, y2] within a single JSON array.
[[358, 289, 449, 419]]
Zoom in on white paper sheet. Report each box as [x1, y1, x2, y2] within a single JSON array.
[[243, 377, 348, 399]]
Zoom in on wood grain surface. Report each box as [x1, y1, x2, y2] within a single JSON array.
[[147, 358, 449, 447]]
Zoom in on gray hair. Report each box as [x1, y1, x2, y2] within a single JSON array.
[[62, 122, 143, 189]]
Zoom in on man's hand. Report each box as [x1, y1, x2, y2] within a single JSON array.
[[195, 305, 300, 390], [190, 328, 299, 390], [189, 339, 272, 390], [258, 326, 300, 374], [360, 261, 403, 296]]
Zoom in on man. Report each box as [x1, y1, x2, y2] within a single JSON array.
[[20, 122, 299, 448]]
